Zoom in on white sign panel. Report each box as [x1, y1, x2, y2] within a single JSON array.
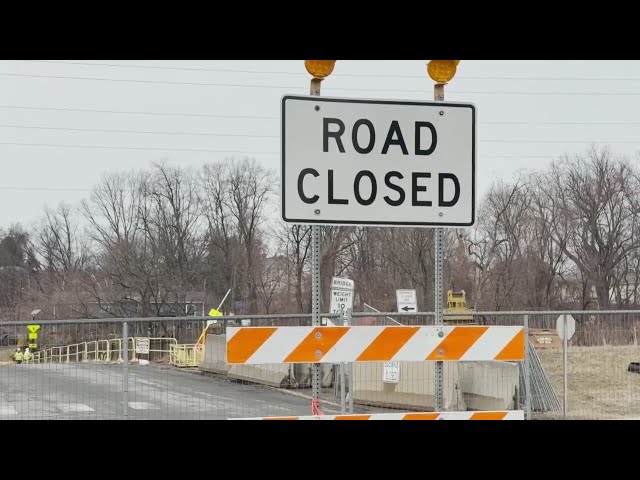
[[383, 361, 400, 383], [281, 95, 476, 227], [330, 276, 354, 315], [330, 288, 354, 315], [396, 289, 418, 313], [556, 314, 576, 341], [331, 276, 354, 290], [135, 337, 150, 355]]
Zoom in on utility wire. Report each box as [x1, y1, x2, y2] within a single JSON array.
[[2, 104, 640, 127], [25, 60, 640, 82], [2, 71, 640, 96]]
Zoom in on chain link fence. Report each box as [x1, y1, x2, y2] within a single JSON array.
[[0, 315, 341, 419], [1, 310, 637, 419]]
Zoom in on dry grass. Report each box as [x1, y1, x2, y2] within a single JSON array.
[[537, 345, 640, 419]]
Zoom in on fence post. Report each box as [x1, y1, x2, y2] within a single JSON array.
[[524, 315, 531, 420], [339, 307, 346, 414], [122, 321, 129, 418], [347, 308, 353, 414], [563, 316, 568, 419]]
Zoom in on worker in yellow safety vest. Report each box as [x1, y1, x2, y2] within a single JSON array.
[[11, 348, 23, 364], [23, 347, 33, 363]]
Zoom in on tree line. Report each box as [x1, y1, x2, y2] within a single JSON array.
[[1, 146, 638, 320]]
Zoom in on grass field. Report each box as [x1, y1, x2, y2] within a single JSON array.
[[537, 345, 640, 419]]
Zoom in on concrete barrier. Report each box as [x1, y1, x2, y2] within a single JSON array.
[[352, 362, 467, 411], [200, 334, 333, 388], [352, 361, 519, 411], [458, 362, 519, 410], [200, 334, 229, 374]]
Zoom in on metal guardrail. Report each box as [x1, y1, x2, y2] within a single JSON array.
[[23, 337, 178, 364], [169, 344, 204, 367]]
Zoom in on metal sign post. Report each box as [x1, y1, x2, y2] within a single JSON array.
[[556, 314, 575, 418], [434, 82, 445, 412], [310, 75, 322, 411], [524, 315, 531, 420]]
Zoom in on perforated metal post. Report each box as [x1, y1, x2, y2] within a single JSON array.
[[122, 321, 129, 418], [310, 76, 322, 407], [434, 228, 444, 411], [340, 307, 346, 414], [524, 315, 531, 420], [434, 83, 445, 412], [311, 224, 321, 402]]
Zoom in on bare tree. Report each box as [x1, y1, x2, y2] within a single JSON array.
[[469, 179, 531, 310], [225, 158, 275, 314], [33, 204, 88, 285], [551, 147, 640, 308], [528, 171, 570, 309], [377, 228, 435, 311], [146, 162, 207, 310], [200, 162, 242, 312], [81, 171, 164, 317], [273, 222, 311, 313], [319, 226, 355, 311]]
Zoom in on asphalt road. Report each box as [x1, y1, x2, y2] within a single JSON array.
[[0, 363, 348, 420]]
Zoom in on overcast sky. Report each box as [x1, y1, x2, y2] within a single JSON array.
[[1, 60, 639, 230]]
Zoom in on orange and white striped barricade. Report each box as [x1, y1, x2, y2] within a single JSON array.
[[226, 325, 525, 420], [231, 410, 525, 420], [226, 325, 524, 364]]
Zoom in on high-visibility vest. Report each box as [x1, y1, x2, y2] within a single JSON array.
[[23, 352, 32, 362], [14, 351, 23, 361]]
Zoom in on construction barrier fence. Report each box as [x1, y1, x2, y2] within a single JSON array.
[[0, 311, 638, 419]]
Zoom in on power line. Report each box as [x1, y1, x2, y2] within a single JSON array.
[[0, 104, 278, 120], [4, 71, 640, 96], [0, 124, 278, 138], [26, 61, 640, 82], [0, 141, 278, 155], [3, 104, 640, 127], [0, 159, 562, 193], [1, 124, 640, 145], [0, 186, 90, 192]]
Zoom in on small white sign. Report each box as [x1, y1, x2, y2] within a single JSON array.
[[135, 337, 150, 355], [556, 314, 576, 341], [330, 289, 354, 315], [383, 361, 400, 383], [330, 276, 354, 316], [331, 276, 355, 290], [396, 289, 418, 313]]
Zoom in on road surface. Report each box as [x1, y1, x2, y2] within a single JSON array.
[[0, 363, 350, 419]]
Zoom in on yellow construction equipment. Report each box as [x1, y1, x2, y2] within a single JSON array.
[[444, 290, 475, 324], [196, 308, 223, 346]]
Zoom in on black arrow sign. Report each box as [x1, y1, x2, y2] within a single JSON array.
[[401, 306, 415, 312]]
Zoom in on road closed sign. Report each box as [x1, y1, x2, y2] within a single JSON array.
[[281, 95, 476, 227]]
